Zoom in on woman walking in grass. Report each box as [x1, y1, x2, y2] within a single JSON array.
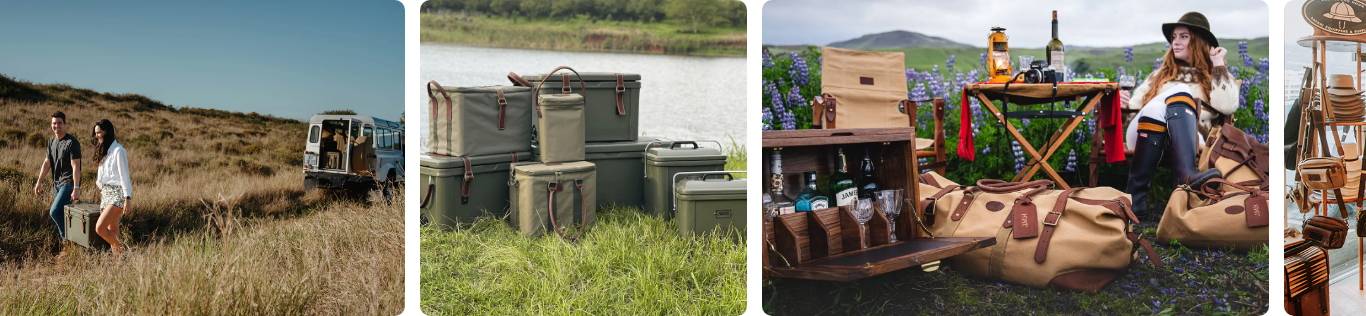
[[91, 119, 132, 256]]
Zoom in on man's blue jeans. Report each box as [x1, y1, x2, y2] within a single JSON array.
[[49, 184, 73, 239]]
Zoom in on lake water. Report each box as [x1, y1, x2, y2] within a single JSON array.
[[420, 43, 747, 149]]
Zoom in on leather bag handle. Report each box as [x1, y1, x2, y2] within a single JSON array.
[[507, 72, 533, 87], [427, 80, 452, 121], [547, 180, 589, 241], [532, 66, 587, 118], [974, 179, 1053, 193]]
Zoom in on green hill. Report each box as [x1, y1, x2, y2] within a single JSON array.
[[827, 30, 972, 50]]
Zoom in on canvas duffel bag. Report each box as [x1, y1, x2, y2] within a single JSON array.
[[532, 67, 588, 163], [1200, 124, 1269, 191], [1284, 239, 1330, 316], [426, 80, 534, 157], [812, 46, 913, 129], [509, 161, 597, 239], [916, 173, 1160, 292], [1156, 179, 1269, 251]]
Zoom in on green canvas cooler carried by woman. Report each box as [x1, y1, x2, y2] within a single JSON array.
[[673, 171, 746, 238], [426, 81, 534, 157], [509, 161, 598, 239], [64, 203, 107, 249], [644, 141, 728, 218], [420, 152, 530, 229], [515, 72, 640, 142], [534, 137, 669, 209]]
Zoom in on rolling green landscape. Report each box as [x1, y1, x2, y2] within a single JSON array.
[[421, 0, 746, 56]]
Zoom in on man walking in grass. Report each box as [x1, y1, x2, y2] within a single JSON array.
[[33, 111, 81, 256]]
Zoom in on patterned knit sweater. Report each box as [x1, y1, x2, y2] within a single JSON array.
[[1125, 65, 1238, 135]]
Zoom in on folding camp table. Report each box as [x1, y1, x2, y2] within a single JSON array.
[[965, 82, 1119, 189]]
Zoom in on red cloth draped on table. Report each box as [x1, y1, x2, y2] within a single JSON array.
[[956, 84, 1125, 163]]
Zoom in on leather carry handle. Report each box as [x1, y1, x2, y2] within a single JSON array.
[[507, 72, 533, 87], [615, 73, 627, 116], [532, 66, 587, 118], [460, 157, 473, 205], [420, 176, 435, 209], [974, 179, 1053, 193], [427, 80, 453, 121], [547, 180, 589, 241], [495, 89, 508, 130]]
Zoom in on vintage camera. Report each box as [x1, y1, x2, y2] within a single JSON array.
[[1022, 60, 1057, 84]]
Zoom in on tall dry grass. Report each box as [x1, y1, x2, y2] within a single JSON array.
[[0, 189, 404, 315], [0, 75, 311, 261]]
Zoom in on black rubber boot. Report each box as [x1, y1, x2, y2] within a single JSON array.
[[1127, 118, 1167, 221], [1165, 100, 1223, 191]]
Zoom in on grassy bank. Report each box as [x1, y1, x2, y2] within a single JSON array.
[[0, 74, 311, 261], [763, 222, 1270, 315], [421, 13, 745, 56], [0, 189, 404, 315], [420, 147, 747, 315]]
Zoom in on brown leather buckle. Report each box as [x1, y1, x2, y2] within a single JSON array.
[[1043, 211, 1062, 226], [561, 73, 572, 94]]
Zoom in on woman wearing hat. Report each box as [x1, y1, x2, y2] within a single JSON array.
[[1119, 12, 1238, 220]]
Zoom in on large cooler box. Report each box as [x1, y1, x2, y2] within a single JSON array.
[[645, 141, 728, 218], [534, 137, 674, 209], [426, 82, 534, 157], [674, 171, 747, 238], [419, 152, 530, 229], [525, 72, 640, 142], [64, 203, 107, 249]]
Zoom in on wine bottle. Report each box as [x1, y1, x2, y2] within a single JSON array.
[[857, 147, 878, 199], [828, 148, 857, 207], [1046, 10, 1066, 77], [768, 151, 796, 216], [796, 171, 830, 212]]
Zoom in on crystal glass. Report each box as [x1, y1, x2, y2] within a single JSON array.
[[1118, 75, 1137, 91], [852, 198, 875, 249], [1018, 56, 1035, 70], [876, 189, 904, 243]]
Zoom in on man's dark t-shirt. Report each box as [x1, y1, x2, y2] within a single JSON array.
[[47, 134, 81, 187]]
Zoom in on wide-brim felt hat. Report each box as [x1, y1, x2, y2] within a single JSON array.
[[1328, 74, 1363, 96], [1163, 12, 1219, 48], [1329, 93, 1364, 103]]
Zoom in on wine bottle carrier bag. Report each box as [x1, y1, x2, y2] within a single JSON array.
[[64, 203, 108, 249], [1156, 179, 1270, 251], [426, 81, 533, 157], [1284, 239, 1330, 316], [531, 67, 588, 163], [1303, 215, 1349, 249], [419, 152, 527, 229], [508, 161, 597, 239], [916, 173, 1160, 292]]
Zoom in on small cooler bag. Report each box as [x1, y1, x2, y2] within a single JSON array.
[[64, 203, 108, 249], [673, 171, 747, 238], [509, 161, 598, 239], [532, 67, 587, 163], [515, 72, 640, 142], [645, 141, 728, 218], [419, 152, 530, 229], [427, 80, 534, 157]]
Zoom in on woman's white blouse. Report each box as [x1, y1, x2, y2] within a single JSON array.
[[96, 140, 132, 198]]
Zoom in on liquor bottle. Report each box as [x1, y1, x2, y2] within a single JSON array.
[[857, 147, 878, 199], [1046, 10, 1066, 77], [795, 172, 830, 212], [828, 148, 857, 207], [768, 151, 796, 216]]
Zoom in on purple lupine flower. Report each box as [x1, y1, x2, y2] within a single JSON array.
[[1153, 58, 1164, 70], [910, 83, 930, 101], [786, 85, 807, 110], [1124, 46, 1134, 63], [1063, 149, 1077, 172], [789, 52, 810, 86], [761, 107, 774, 131], [780, 110, 796, 130], [906, 68, 916, 83], [763, 50, 775, 69], [1259, 58, 1269, 74], [946, 55, 956, 73], [769, 82, 785, 111], [980, 53, 988, 69]]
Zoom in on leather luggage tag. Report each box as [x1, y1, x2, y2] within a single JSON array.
[[1244, 194, 1269, 228], [1011, 199, 1039, 239]]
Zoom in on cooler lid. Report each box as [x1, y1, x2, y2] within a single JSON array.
[[585, 137, 661, 154], [676, 175, 746, 196], [525, 72, 641, 83], [646, 141, 727, 162], [420, 152, 531, 169], [512, 161, 596, 175]]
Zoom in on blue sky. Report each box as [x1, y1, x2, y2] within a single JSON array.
[[0, 0, 403, 122]]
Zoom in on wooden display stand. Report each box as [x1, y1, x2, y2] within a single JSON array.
[[762, 127, 995, 281]]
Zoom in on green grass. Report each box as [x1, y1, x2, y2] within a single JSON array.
[[422, 13, 745, 56], [420, 149, 748, 315]]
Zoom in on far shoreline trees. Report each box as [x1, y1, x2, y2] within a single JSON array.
[[422, 0, 745, 31]]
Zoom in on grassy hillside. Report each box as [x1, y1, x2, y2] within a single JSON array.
[[421, 13, 745, 56], [769, 37, 1270, 75], [0, 74, 402, 314]]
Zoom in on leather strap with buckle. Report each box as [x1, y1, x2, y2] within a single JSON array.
[[496, 88, 508, 130], [615, 73, 626, 115], [460, 157, 473, 204]]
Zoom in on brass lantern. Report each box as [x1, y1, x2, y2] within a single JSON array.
[[987, 27, 1012, 83]]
